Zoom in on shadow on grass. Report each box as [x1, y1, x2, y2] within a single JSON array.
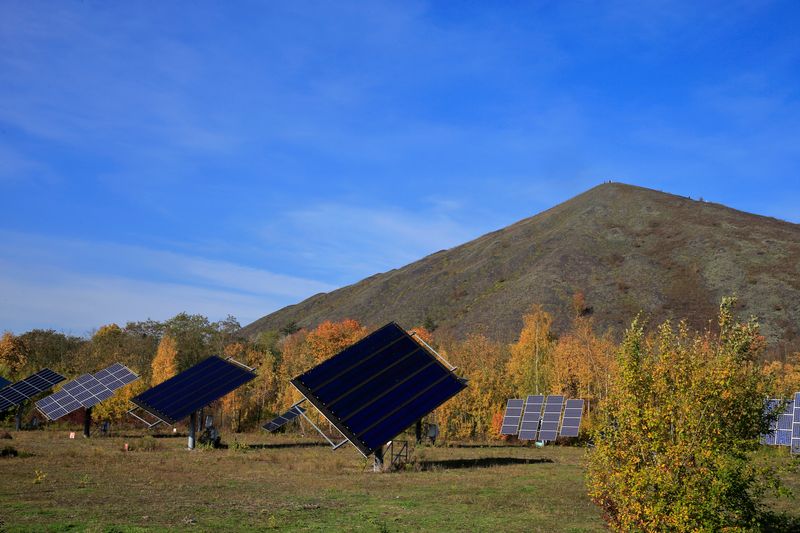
[[761, 512, 800, 532], [416, 456, 553, 471], [247, 441, 329, 450]]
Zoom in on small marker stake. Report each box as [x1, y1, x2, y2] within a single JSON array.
[[69, 432, 75, 439]]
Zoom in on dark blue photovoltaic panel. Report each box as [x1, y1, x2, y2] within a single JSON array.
[[762, 399, 794, 447], [132, 356, 256, 424], [291, 322, 467, 456], [0, 377, 10, 389], [500, 399, 524, 435], [0, 369, 65, 413], [263, 405, 306, 432]]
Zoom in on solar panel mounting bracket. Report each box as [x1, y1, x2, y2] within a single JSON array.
[[224, 357, 256, 373], [126, 406, 165, 429], [290, 397, 351, 451], [409, 332, 458, 372]]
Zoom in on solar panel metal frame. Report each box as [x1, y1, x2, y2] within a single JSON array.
[[290, 322, 467, 457], [537, 395, 564, 441], [500, 399, 525, 435], [131, 356, 256, 425], [36, 363, 139, 421], [518, 395, 544, 440], [263, 405, 307, 432], [559, 398, 584, 438], [0, 368, 66, 413]]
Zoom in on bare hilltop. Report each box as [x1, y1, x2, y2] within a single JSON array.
[[242, 183, 800, 350]]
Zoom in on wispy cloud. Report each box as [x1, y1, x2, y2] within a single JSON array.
[[0, 232, 335, 334]]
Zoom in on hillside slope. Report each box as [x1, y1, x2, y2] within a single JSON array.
[[242, 183, 800, 347]]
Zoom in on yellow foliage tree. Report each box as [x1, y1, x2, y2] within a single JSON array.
[[762, 352, 800, 397], [549, 316, 615, 415], [507, 305, 554, 396], [151, 335, 178, 386], [435, 333, 509, 440], [0, 331, 27, 377], [93, 378, 147, 422]]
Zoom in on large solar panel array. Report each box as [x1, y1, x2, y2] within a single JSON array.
[[36, 363, 139, 421], [538, 395, 564, 441], [518, 395, 544, 440], [0, 369, 65, 413], [291, 322, 467, 457], [502, 394, 584, 441], [131, 356, 256, 425], [500, 399, 524, 435], [560, 399, 584, 437], [761, 398, 796, 447], [263, 405, 306, 432], [0, 376, 10, 390]]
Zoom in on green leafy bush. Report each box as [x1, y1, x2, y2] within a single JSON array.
[[588, 298, 779, 531]]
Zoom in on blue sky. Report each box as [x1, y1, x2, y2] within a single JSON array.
[[1, 1, 799, 334]]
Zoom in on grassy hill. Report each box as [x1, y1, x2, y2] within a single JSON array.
[[242, 183, 800, 348]]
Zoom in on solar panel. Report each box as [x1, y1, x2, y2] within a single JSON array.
[[518, 395, 544, 440], [0, 376, 10, 390], [131, 356, 256, 425], [500, 399, 524, 435], [290, 322, 467, 457], [559, 398, 584, 437], [761, 399, 781, 445], [36, 363, 140, 421], [0, 369, 65, 413], [537, 395, 564, 441], [793, 392, 800, 454], [263, 405, 306, 432]]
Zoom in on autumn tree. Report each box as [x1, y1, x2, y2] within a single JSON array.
[[0, 332, 28, 377], [151, 335, 178, 386], [507, 305, 554, 396], [549, 315, 615, 415], [588, 298, 776, 531], [762, 352, 800, 397], [436, 333, 509, 440]]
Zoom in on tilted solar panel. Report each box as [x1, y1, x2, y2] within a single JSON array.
[[291, 322, 467, 457], [560, 398, 584, 438], [0, 376, 10, 390], [132, 356, 256, 424], [537, 395, 564, 441], [518, 395, 544, 440], [0, 369, 65, 413], [263, 405, 306, 432], [793, 392, 800, 455], [501, 399, 524, 435], [36, 363, 140, 421], [761, 399, 781, 445]]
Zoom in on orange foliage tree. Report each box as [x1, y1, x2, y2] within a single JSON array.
[[0, 332, 27, 377]]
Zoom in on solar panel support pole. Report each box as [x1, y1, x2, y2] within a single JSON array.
[[83, 406, 92, 438], [298, 408, 339, 448], [373, 445, 385, 472], [415, 419, 422, 444], [15, 403, 23, 431], [188, 411, 197, 450]]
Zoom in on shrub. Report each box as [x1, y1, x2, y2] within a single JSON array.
[[587, 298, 778, 531]]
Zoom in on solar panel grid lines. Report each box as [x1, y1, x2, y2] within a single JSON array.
[[290, 322, 467, 457], [560, 398, 584, 438], [264, 405, 307, 432], [0, 368, 66, 413], [0, 376, 10, 389], [793, 392, 800, 454], [36, 364, 140, 421], [500, 399, 524, 435], [132, 356, 257, 425], [538, 395, 565, 441], [518, 395, 544, 440]]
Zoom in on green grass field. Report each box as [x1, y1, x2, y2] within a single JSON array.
[[1, 429, 799, 532]]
